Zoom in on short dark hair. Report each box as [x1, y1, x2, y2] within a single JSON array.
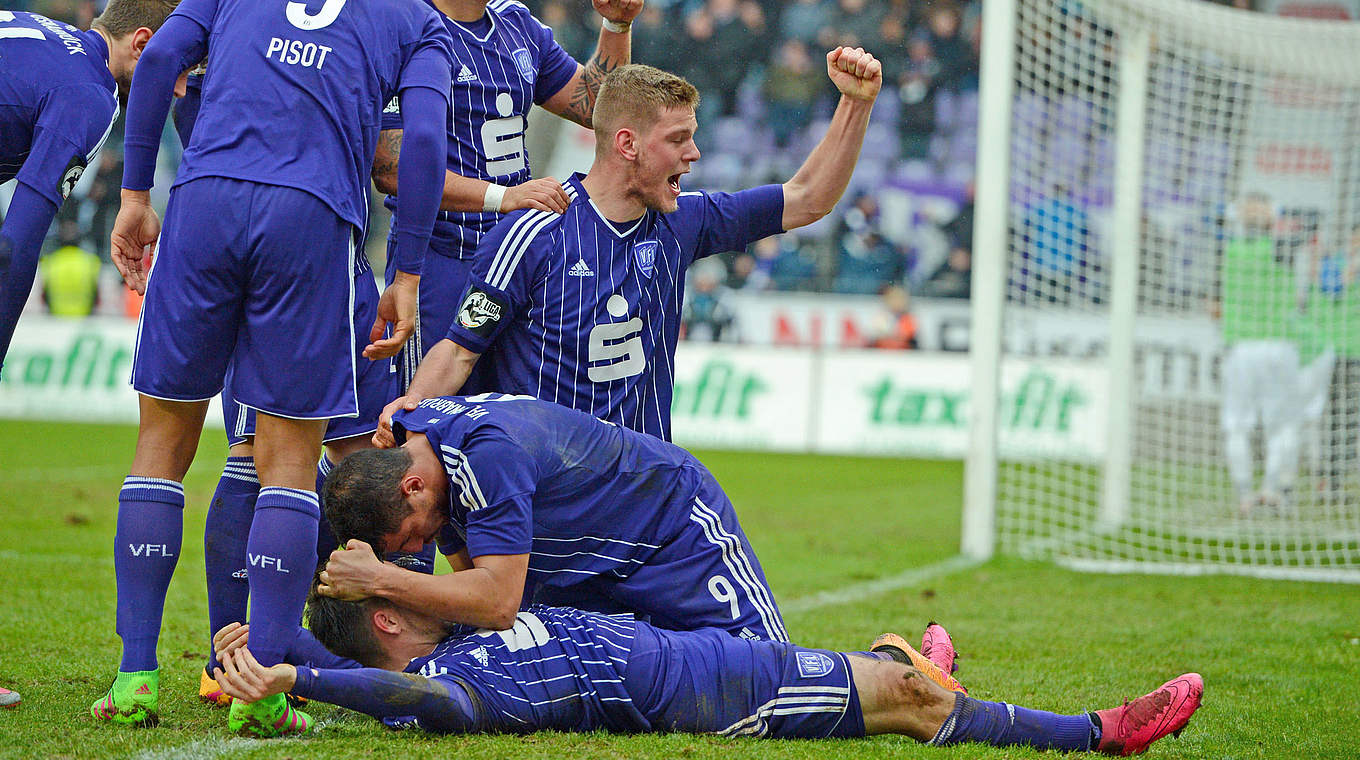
[[92, 0, 180, 37], [306, 587, 388, 667], [322, 447, 415, 554]]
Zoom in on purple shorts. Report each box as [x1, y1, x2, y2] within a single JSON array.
[[384, 242, 495, 394], [133, 177, 361, 419], [223, 256, 397, 446], [624, 623, 865, 738]]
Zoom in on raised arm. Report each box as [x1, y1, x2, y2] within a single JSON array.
[[539, 0, 643, 128], [780, 47, 883, 231]]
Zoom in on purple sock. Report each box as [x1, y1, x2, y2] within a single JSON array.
[[115, 477, 185, 672], [204, 457, 257, 672], [246, 486, 319, 667], [930, 693, 1096, 751], [315, 456, 339, 565]]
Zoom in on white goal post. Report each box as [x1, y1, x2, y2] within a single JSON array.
[[966, 0, 1360, 582]]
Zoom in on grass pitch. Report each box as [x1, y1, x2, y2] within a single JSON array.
[[1, 419, 1356, 759]]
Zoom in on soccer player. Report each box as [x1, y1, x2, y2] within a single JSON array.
[[91, 0, 454, 736], [375, 51, 883, 443], [211, 596, 1204, 755], [164, 70, 409, 708], [1218, 192, 1331, 515], [320, 392, 795, 644], [0, 1, 181, 369], [374, 0, 643, 394]]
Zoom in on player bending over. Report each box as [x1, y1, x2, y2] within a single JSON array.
[[212, 594, 1203, 755], [376, 49, 884, 444], [0, 0, 181, 368]]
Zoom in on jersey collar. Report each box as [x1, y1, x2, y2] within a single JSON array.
[[570, 172, 648, 240], [82, 28, 110, 66]]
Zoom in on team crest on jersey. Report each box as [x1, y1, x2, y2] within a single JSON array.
[[796, 651, 836, 678], [59, 154, 86, 200], [511, 48, 534, 82], [633, 241, 659, 278], [457, 288, 505, 337]]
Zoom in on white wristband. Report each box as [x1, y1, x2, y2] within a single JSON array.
[[483, 183, 508, 213], [602, 17, 630, 34]]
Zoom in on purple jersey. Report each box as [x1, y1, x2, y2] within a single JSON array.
[[380, 0, 576, 258], [390, 393, 788, 641], [392, 393, 695, 561], [407, 606, 644, 732], [298, 605, 860, 737], [167, 0, 454, 232], [445, 173, 784, 440], [0, 12, 117, 205]]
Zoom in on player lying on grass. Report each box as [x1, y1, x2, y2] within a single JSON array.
[[211, 594, 1203, 755], [320, 392, 967, 694]]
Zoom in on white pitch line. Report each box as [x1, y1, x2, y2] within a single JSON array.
[[125, 737, 260, 760], [781, 554, 983, 614]]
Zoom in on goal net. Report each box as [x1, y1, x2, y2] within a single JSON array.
[[968, 0, 1360, 582]]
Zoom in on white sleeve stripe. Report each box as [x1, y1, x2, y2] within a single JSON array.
[[488, 210, 560, 290], [88, 100, 118, 162], [486, 209, 557, 289]]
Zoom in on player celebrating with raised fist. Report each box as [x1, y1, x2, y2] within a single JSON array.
[[376, 48, 883, 444], [375, 0, 643, 395]]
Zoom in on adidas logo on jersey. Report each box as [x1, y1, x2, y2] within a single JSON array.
[[568, 258, 594, 277], [457, 65, 478, 83]]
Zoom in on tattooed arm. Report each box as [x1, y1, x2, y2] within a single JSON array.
[[539, 0, 643, 128]]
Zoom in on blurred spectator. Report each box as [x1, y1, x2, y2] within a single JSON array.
[[41, 221, 101, 317], [918, 246, 972, 299], [832, 193, 904, 294], [868, 285, 918, 349], [768, 236, 821, 291], [86, 151, 122, 260], [683, 260, 739, 342], [827, 0, 886, 49], [762, 38, 821, 147], [632, 5, 684, 73], [942, 182, 975, 251], [538, 0, 593, 60], [1018, 184, 1100, 305], [897, 32, 939, 160], [778, 0, 831, 45], [924, 3, 975, 92]]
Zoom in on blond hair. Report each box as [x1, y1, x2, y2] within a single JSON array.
[[593, 64, 700, 151]]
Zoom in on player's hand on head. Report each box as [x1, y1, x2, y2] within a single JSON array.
[[593, 0, 644, 25], [365, 272, 420, 359], [317, 539, 386, 600], [826, 46, 883, 102], [212, 622, 249, 657], [109, 190, 161, 295], [505, 177, 571, 214], [374, 394, 421, 448]]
